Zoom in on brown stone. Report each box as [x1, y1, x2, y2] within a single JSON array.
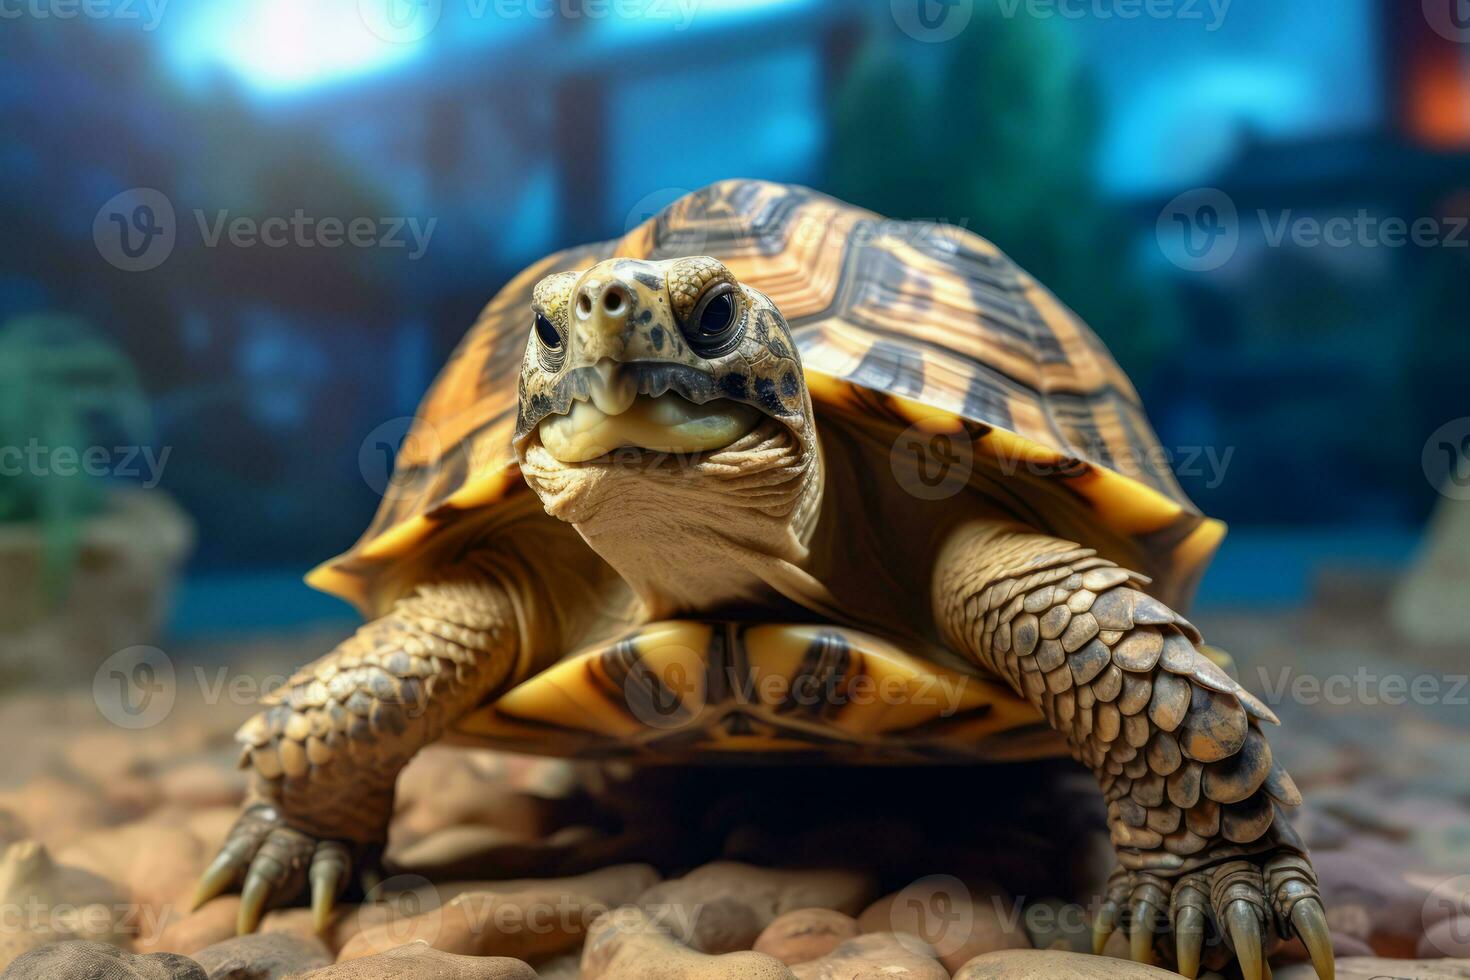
[[1277, 957, 1470, 980], [135, 898, 242, 956], [191, 932, 331, 979], [790, 932, 948, 979], [56, 813, 212, 912], [581, 907, 795, 980], [0, 838, 132, 965], [637, 861, 875, 954], [753, 909, 860, 966], [953, 949, 1185, 978], [1420, 917, 1470, 958], [337, 886, 602, 963], [156, 762, 246, 810], [858, 877, 1031, 972], [2, 941, 207, 979], [298, 941, 538, 979]]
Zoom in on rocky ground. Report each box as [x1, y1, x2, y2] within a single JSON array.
[[0, 602, 1467, 979]]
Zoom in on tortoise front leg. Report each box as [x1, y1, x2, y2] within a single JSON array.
[[194, 563, 523, 934], [932, 520, 1333, 980]]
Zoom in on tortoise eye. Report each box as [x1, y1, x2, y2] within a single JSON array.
[[534, 312, 561, 351], [682, 283, 742, 356]]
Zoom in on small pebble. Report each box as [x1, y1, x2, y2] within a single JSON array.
[[753, 909, 860, 965]]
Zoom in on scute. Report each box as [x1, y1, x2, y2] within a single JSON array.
[[309, 180, 1223, 616], [454, 620, 1062, 763]]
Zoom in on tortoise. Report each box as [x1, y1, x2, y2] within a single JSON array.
[[198, 180, 1331, 980]]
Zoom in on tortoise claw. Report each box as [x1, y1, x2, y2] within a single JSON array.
[[1128, 907, 1155, 965], [1291, 898, 1335, 980], [1225, 899, 1264, 980], [1093, 868, 1130, 955], [237, 858, 277, 934], [199, 803, 364, 935], [1092, 902, 1119, 955], [1173, 905, 1205, 979], [1127, 876, 1168, 966], [193, 819, 271, 911], [309, 841, 351, 933], [192, 845, 244, 911]]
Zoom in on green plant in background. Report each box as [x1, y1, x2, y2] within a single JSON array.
[[0, 315, 154, 605]]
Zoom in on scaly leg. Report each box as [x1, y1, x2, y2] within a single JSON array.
[[933, 520, 1333, 980], [194, 559, 523, 934]]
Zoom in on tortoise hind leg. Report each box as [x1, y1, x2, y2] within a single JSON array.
[[194, 564, 523, 934], [932, 520, 1333, 980]]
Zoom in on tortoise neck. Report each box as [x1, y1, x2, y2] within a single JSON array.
[[520, 416, 825, 620]]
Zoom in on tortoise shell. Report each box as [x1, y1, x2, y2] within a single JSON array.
[[455, 620, 1065, 763], [309, 180, 1223, 617]]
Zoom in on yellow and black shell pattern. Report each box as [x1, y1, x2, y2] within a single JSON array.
[[309, 180, 1224, 617]]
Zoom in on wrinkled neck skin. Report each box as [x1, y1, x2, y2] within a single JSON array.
[[519, 418, 826, 621]]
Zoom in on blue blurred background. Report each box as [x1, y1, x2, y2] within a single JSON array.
[[3, 0, 1467, 641]]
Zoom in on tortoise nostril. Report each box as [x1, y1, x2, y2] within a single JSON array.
[[602, 285, 628, 317], [576, 292, 593, 317]]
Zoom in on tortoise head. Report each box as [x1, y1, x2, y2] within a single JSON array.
[[513, 256, 812, 463], [513, 256, 822, 615]]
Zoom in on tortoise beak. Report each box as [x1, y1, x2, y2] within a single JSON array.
[[585, 360, 638, 416]]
